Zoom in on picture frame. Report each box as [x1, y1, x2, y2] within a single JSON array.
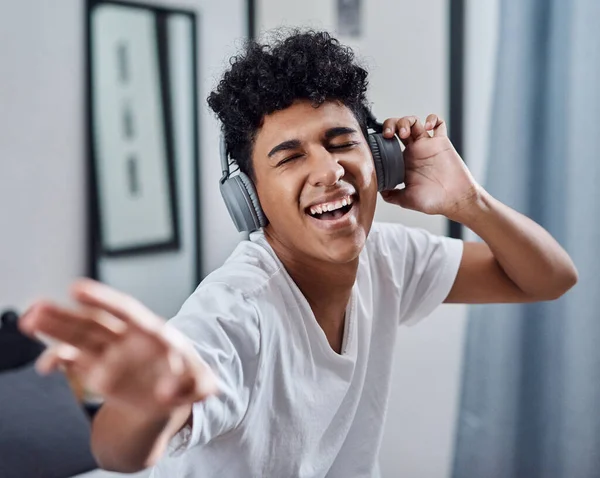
[[88, 0, 187, 256]]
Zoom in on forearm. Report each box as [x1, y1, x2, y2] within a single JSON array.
[[457, 188, 578, 299], [91, 402, 192, 472]]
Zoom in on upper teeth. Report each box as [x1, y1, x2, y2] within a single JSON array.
[[309, 195, 354, 215]]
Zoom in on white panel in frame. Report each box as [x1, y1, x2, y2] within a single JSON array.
[[90, 3, 179, 255]]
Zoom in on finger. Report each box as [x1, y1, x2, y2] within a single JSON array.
[[70, 279, 165, 332], [380, 189, 402, 204], [155, 367, 214, 405], [166, 348, 186, 377], [183, 371, 219, 403], [35, 343, 80, 375], [397, 116, 428, 141], [425, 114, 448, 137], [380, 189, 413, 209], [434, 117, 448, 137], [170, 354, 219, 403], [381, 118, 400, 138], [20, 301, 124, 355], [424, 114, 438, 134], [155, 373, 196, 405], [157, 345, 217, 402], [35, 347, 63, 375], [394, 116, 418, 141]]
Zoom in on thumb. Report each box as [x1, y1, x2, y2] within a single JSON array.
[[35, 343, 81, 375], [380, 189, 408, 207]]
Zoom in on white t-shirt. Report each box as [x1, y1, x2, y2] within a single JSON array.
[[150, 222, 463, 478]]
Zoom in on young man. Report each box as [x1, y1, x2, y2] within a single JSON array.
[[20, 31, 577, 477]]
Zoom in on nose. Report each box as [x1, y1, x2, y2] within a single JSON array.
[[308, 150, 345, 187]]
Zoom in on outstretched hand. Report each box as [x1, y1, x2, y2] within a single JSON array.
[[380, 114, 481, 222], [19, 279, 217, 420]]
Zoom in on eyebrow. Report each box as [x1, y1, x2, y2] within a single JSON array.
[[324, 126, 358, 139], [267, 139, 302, 158], [267, 127, 358, 158]]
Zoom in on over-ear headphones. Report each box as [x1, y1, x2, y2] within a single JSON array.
[[219, 113, 404, 232]]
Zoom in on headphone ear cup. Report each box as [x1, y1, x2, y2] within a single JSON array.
[[238, 173, 268, 228], [368, 133, 405, 191], [220, 172, 268, 232]]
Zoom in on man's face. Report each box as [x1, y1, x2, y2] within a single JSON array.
[[252, 100, 378, 264]]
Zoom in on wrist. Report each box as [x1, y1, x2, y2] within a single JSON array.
[[446, 184, 493, 227], [104, 398, 174, 427]]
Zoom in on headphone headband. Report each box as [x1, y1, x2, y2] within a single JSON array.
[[219, 135, 230, 183], [365, 108, 383, 133]]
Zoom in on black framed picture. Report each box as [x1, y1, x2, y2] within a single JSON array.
[[88, 0, 185, 256]]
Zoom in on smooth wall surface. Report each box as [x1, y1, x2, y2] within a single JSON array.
[[0, 0, 247, 319], [1, 1, 88, 312]]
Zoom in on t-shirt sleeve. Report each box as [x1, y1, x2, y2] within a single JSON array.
[[164, 282, 260, 456], [370, 222, 463, 326]]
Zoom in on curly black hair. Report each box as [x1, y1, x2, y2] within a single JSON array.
[[207, 30, 371, 180]]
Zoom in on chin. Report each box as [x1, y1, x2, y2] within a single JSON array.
[[319, 230, 367, 264]]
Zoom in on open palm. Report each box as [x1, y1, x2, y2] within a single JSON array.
[[19, 279, 217, 420]]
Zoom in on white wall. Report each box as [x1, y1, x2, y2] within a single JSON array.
[[0, 0, 87, 311], [0, 0, 246, 315], [256, 1, 498, 477], [464, 0, 500, 192]]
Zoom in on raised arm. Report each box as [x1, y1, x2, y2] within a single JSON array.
[[444, 190, 577, 303], [379, 114, 577, 304]]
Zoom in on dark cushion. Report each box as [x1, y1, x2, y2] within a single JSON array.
[[0, 309, 45, 372], [0, 365, 98, 478]]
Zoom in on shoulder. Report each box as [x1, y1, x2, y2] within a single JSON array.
[[202, 234, 283, 298], [364, 221, 461, 259], [173, 234, 287, 323], [362, 221, 414, 263], [359, 221, 463, 288], [359, 222, 463, 326]]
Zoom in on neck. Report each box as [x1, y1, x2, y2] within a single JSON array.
[[265, 231, 357, 352]]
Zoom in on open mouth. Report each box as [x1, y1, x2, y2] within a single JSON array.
[[306, 195, 355, 221]]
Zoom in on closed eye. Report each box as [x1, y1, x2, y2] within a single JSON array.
[[276, 142, 358, 167], [276, 154, 303, 167], [329, 142, 359, 150]]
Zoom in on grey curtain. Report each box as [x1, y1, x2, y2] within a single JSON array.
[[452, 1, 600, 477]]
